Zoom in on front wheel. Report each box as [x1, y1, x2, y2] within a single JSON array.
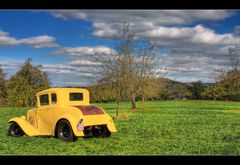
[[8, 122, 24, 137], [57, 120, 76, 142]]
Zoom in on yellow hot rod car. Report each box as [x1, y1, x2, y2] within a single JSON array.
[[8, 88, 117, 141]]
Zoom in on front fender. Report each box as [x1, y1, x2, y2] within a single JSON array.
[[56, 114, 84, 137], [8, 117, 41, 136]]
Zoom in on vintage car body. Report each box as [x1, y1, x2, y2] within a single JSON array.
[[8, 88, 117, 141]]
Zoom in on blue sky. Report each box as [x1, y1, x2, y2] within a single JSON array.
[[0, 10, 240, 86]]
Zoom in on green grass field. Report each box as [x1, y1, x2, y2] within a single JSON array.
[[1, 100, 240, 155]]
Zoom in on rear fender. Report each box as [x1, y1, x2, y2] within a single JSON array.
[[83, 114, 117, 133], [8, 117, 41, 136], [104, 114, 117, 132], [106, 119, 117, 132]]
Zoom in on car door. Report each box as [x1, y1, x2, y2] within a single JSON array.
[[37, 93, 53, 135]]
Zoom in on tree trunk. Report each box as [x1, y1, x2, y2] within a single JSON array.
[[116, 99, 120, 117], [141, 95, 145, 105], [131, 95, 136, 109]]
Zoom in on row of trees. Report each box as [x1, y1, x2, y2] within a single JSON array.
[[88, 72, 240, 104], [0, 59, 50, 107], [87, 78, 208, 103]]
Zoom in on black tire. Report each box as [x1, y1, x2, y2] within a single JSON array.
[[57, 120, 76, 142], [8, 122, 24, 137], [93, 125, 111, 138]]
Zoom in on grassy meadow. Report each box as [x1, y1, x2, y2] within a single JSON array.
[[1, 100, 240, 155]]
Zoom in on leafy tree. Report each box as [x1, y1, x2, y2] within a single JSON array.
[[137, 76, 158, 104], [202, 83, 226, 100], [216, 69, 240, 101], [171, 83, 192, 100], [87, 84, 117, 103], [7, 58, 50, 107], [189, 81, 204, 100]]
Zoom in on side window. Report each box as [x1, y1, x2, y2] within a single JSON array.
[[40, 94, 49, 106], [51, 93, 57, 104]]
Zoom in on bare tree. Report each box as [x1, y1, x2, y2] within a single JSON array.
[[228, 45, 240, 70], [211, 44, 240, 101], [94, 22, 158, 115]]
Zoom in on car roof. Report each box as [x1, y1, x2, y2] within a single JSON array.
[[36, 88, 88, 96]]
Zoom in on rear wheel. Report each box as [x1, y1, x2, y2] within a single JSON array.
[[8, 122, 24, 137], [93, 125, 111, 138], [57, 120, 76, 142]]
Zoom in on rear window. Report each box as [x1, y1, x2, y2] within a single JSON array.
[[69, 93, 83, 101], [40, 94, 49, 106]]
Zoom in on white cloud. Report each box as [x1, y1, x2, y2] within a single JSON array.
[[50, 10, 88, 20], [142, 25, 237, 45], [0, 31, 18, 46], [43, 63, 97, 87], [92, 22, 118, 38], [127, 24, 240, 57], [156, 51, 228, 83], [17, 35, 59, 48], [76, 72, 93, 77], [171, 77, 214, 83], [50, 10, 239, 54], [0, 30, 58, 48], [50, 10, 234, 40], [50, 10, 233, 25], [54, 46, 115, 56], [156, 68, 168, 74], [68, 60, 101, 66], [50, 45, 109, 85]]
